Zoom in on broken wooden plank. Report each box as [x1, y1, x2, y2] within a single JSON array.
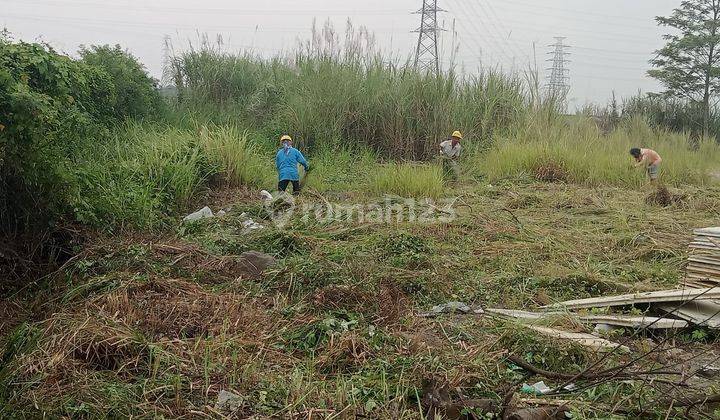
[[486, 308, 687, 329], [685, 274, 720, 284], [683, 279, 718, 290], [485, 308, 562, 320], [694, 227, 720, 237], [657, 301, 720, 329], [579, 315, 687, 329], [543, 288, 720, 311], [688, 257, 720, 267], [526, 325, 630, 352]]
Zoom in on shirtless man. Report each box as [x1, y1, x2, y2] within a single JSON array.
[[630, 147, 662, 183]]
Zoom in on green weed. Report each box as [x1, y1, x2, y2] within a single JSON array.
[[369, 163, 444, 198]]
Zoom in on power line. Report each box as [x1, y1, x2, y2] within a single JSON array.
[[413, 0, 444, 75], [547, 36, 570, 112], [446, 0, 521, 70], [446, 1, 661, 45], [3, 0, 410, 16], [476, 0, 532, 64]]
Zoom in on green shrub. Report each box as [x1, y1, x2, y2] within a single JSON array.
[[79, 44, 164, 120], [0, 38, 115, 232]]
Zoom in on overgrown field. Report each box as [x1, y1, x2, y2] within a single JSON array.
[[2, 177, 720, 418], [2, 28, 720, 419]]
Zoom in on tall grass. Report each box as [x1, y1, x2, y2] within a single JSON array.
[[198, 125, 271, 187], [71, 123, 270, 229], [368, 163, 444, 198], [167, 23, 529, 159], [479, 115, 720, 187]]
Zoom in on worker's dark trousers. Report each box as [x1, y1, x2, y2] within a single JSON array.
[[278, 179, 301, 195]]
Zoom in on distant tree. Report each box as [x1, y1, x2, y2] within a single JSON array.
[[649, 0, 720, 136]]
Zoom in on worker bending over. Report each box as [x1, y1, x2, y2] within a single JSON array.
[[276, 135, 309, 195], [630, 147, 662, 183], [439, 130, 463, 180]]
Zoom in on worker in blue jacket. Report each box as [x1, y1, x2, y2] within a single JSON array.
[[275, 135, 309, 195]]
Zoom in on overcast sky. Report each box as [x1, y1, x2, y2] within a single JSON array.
[[2, 0, 681, 108]]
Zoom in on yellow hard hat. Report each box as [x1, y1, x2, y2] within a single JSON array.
[[452, 130, 463, 139], [280, 134, 292, 142]]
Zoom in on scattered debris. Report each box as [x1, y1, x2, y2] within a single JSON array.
[[214, 390, 243, 413], [581, 314, 687, 330], [685, 227, 720, 288], [182, 206, 214, 222], [526, 325, 630, 353], [520, 381, 551, 396], [656, 300, 720, 329], [486, 308, 688, 330], [260, 190, 273, 201], [543, 287, 720, 311], [420, 378, 497, 419]]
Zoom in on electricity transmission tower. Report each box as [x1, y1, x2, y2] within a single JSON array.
[[413, 0, 444, 75], [546, 37, 571, 112]]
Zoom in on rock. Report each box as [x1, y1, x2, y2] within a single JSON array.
[[420, 378, 496, 419], [506, 406, 570, 420], [260, 190, 273, 201], [214, 390, 243, 413], [216, 210, 227, 217], [698, 365, 720, 379], [431, 302, 471, 314], [237, 251, 276, 277], [182, 206, 213, 222], [242, 219, 264, 231]]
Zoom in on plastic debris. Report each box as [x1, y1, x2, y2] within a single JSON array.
[[520, 381, 551, 396]]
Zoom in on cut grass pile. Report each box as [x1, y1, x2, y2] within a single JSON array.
[[2, 180, 719, 418]]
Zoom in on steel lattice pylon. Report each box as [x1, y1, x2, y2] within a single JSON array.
[[546, 36, 571, 112], [413, 0, 444, 75]]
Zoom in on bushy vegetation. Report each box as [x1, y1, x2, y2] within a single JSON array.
[[0, 37, 162, 235], [71, 123, 269, 229], [79, 44, 165, 120], [621, 94, 720, 139]]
